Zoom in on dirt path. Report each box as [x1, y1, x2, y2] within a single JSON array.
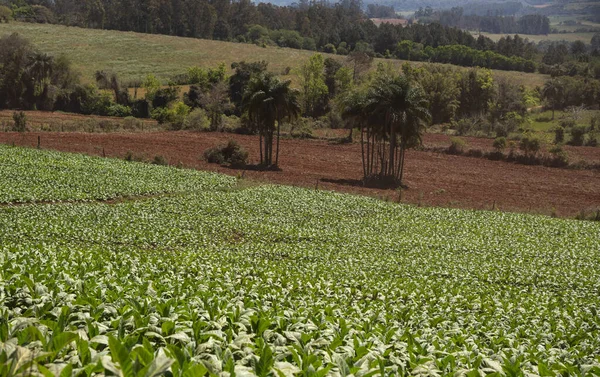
[[2, 131, 599, 217]]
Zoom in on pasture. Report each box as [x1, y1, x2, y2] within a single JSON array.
[[0, 22, 549, 88]]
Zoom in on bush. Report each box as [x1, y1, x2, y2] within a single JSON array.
[[322, 43, 337, 54], [548, 145, 569, 167], [107, 104, 132, 117], [0, 5, 12, 23], [204, 140, 248, 166], [151, 101, 190, 130], [184, 108, 210, 131], [493, 137, 507, 152], [123, 116, 144, 131], [448, 137, 467, 154], [124, 151, 145, 162], [12, 111, 26, 132], [553, 126, 565, 144], [586, 133, 598, 147], [519, 135, 541, 157], [560, 119, 576, 129], [152, 155, 168, 166], [569, 126, 587, 146]]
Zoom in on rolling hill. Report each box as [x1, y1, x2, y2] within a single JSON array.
[[0, 22, 549, 88]]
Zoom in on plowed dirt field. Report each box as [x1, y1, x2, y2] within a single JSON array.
[[2, 130, 599, 218]]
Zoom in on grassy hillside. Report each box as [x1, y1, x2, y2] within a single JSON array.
[[0, 22, 549, 88], [1, 145, 599, 375]]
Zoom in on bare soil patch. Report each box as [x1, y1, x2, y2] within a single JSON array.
[[2, 131, 598, 218]]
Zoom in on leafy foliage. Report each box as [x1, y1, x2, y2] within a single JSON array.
[[1, 147, 600, 376]]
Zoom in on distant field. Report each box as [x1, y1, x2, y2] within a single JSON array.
[[0, 22, 549, 88], [477, 31, 596, 44]]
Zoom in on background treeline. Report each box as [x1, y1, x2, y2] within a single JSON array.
[[3, 31, 599, 142], [418, 7, 550, 35], [0, 0, 541, 73]]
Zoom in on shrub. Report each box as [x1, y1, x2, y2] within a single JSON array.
[[204, 140, 248, 166], [152, 155, 168, 166], [519, 135, 541, 157], [124, 151, 145, 162], [184, 108, 210, 131], [493, 137, 507, 152], [0, 5, 12, 23], [107, 104, 132, 117], [548, 145, 569, 167], [586, 133, 598, 147], [448, 137, 467, 154], [151, 101, 190, 130], [569, 126, 587, 146], [553, 126, 565, 144], [322, 43, 337, 54], [290, 123, 314, 139], [560, 119, 576, 129], [123, 116, 144, 130], [12, 111, 26, 132]]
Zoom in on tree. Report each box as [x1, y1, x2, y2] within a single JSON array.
[[343, 73, 430, 186], [416, 66, 460, 124], [592, 33, 600, 54], [229, 60, 268, 115], [346, 51, 373, 82], [571, 40, 587, 57], [200, 81, 231, 131], [543, 43, 568, 66], [297, 54, 328, 117], [542, 78, 564, 120], [243, 73, 300, 167]]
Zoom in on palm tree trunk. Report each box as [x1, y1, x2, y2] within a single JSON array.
[[398, 141, 407, 185], [259, 128, 263, 165], [275, 119, 281, 167], [360, 127, 366, 179], [388, 116, 395, 177]]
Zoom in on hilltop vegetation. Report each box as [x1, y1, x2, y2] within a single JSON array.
[[1, 145, 600, 376]]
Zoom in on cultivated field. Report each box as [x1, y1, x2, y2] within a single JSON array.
[[1, 145, 599, 376], [477, 31, 597, 44], [0, 22, 549, 88], [1, 130, 599, 217]]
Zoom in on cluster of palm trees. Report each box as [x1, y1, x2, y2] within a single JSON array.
[[242, 72, 301, 167], [341, 73, 431, 186], [242, 71, 430, 187]]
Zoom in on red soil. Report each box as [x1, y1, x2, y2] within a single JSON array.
[[1, 130, 599, 218]]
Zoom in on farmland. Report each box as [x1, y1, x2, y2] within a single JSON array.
[[0, 22, 549, 88], [1, 145, 600, 376], [1, 128, 599, 217]]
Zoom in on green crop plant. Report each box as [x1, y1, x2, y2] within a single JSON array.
[[0, 146, 599, 376]]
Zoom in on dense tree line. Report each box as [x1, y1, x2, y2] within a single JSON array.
[[422, 7, 550, 35]]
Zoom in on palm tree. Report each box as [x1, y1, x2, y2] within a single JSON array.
[[243, 73, 300, 167], [344, 73, 430, 186]]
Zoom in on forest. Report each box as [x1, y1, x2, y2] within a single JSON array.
[[417, 7, 550, 35]]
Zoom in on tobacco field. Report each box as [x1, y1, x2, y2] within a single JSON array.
[[0, 145, 599, 376]]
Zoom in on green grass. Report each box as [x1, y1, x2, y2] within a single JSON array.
[[0, 22, 549, 88], [1, 146, 600, 376], [477, 31, 597, 44]]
